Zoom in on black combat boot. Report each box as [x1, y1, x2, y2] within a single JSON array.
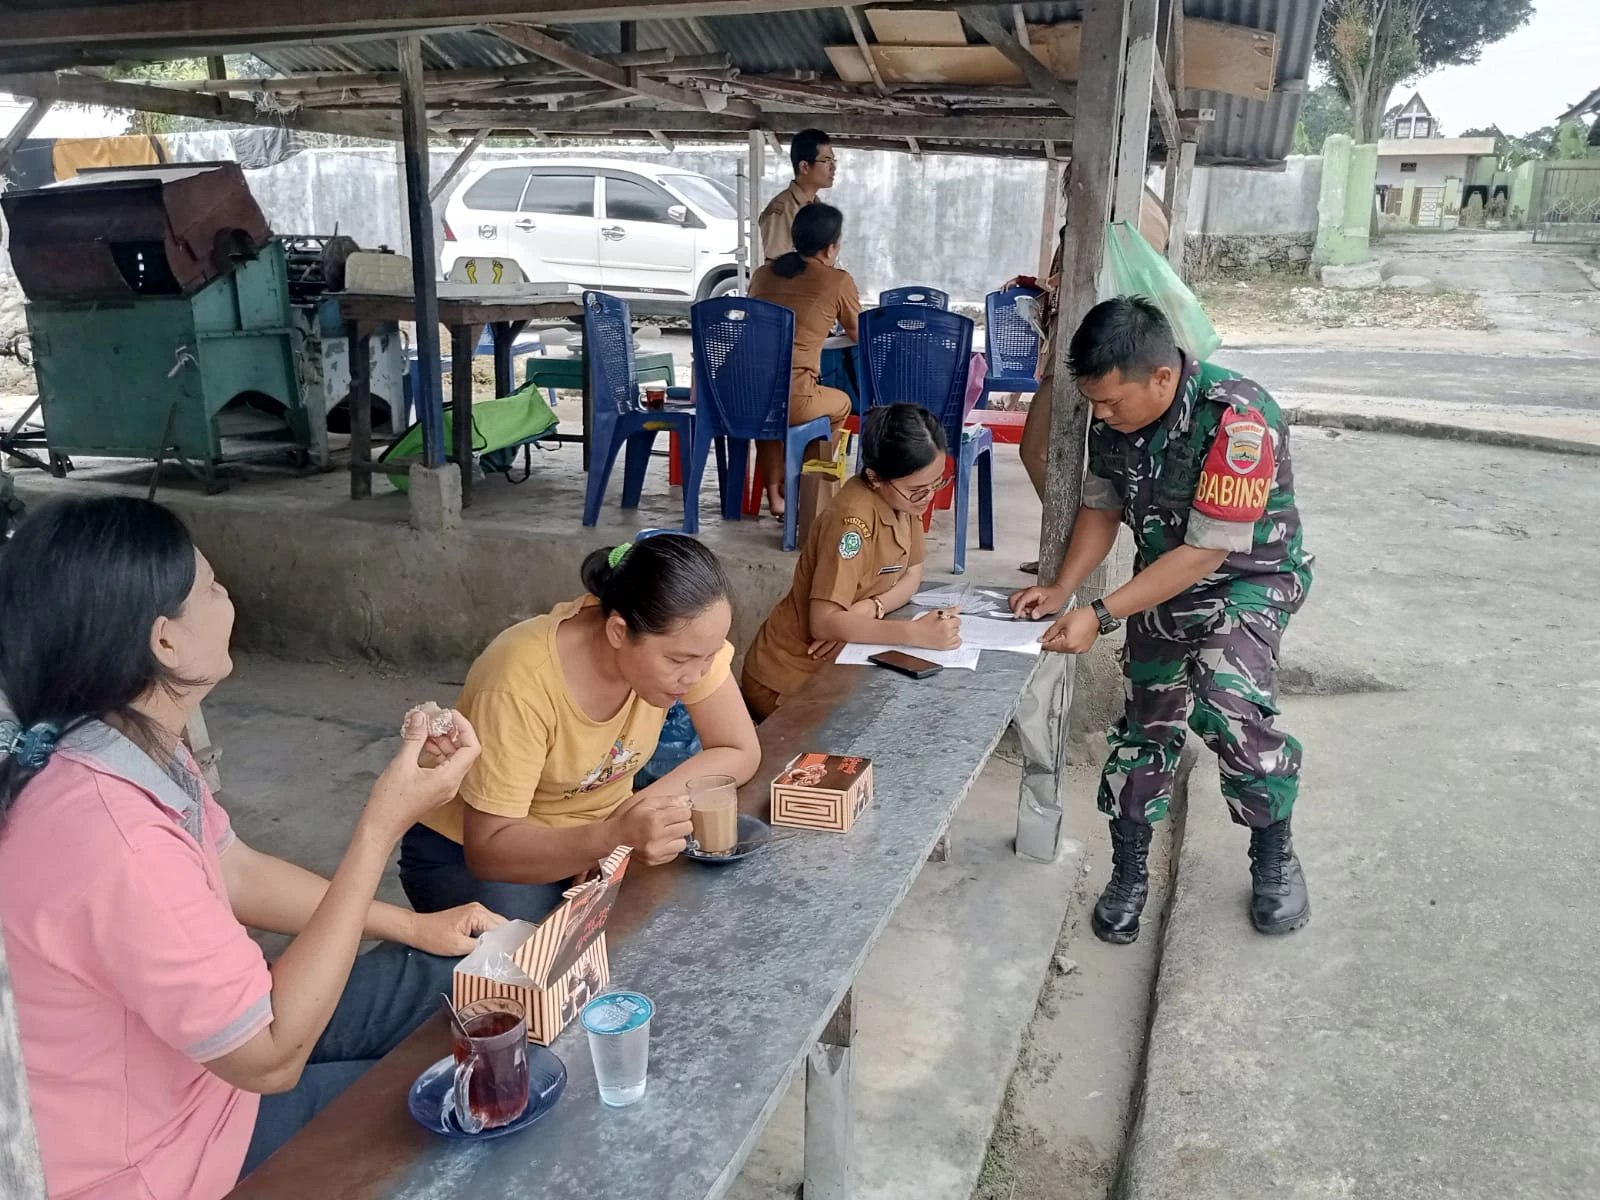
[[1248, 818, 1311, 934], [1091, 818, 1153, 944]]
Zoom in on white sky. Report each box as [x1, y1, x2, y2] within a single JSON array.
[[1403, 0, 1600, 135]]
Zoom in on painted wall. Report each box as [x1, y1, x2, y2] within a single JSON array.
[[1375, 154, 1470, 188]]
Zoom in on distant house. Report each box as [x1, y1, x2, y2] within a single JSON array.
[[1373, 95, 1496, 227], [1382, 93, 1442, 140]]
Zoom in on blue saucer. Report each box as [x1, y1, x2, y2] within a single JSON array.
[[407, 1044, 566, 1140], [683, 813, 772, 863]]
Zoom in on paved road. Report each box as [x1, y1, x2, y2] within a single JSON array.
[[1214, 347, 1600, 412]]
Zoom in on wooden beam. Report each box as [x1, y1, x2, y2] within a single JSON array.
[[958, 6, 1075, 116], [0, 71, 400, 140], [1037, 157, 1063, 280], [1168, 0, 1186, 95], [649, 129, 675, 151], [732, 75, 927, 115], [1164, 140, 1197, 278], [398, 38, 449, 479], [490, 23, 760, 117], [168, 53, 731, 93], [0, 97, 50, 174], [429, 128, 487, 201], [906, 135, 921, 156], [1151, 48, 1179, 152], [1040, 0, 1125, 582], [841, 6, 892, 96], [423, 108, 1073, 141], [1113, 0, 1159, 225], [205, 55, 226, 81], [0, 0, 903, 49]]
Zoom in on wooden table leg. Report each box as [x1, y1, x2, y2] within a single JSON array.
[[804, 986, 855, 1200], [450, 323, 480, 508], [492, 320, 526, 397], [928, 831, 951, 863], [346, 320, 372, 499], [181, 706, 222, 794]]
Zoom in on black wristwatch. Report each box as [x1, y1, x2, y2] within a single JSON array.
[[1091, 599, 1122, 636]]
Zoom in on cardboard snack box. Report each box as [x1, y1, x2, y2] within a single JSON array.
[[771, 752, 874, 832], [452, 845, 631, 1045]]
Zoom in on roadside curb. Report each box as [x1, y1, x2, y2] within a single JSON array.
[[1285, 406, 1600, 458]]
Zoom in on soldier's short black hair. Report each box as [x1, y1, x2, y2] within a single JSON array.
[[1067, 296, 1180, 382], [791, 128, 831, 174]]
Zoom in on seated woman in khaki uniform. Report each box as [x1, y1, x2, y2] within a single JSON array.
[[747, 202, 861, 519], [740, 405, 963, 720]]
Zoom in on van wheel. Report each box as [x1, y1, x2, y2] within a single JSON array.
[[708, 275, 741, 299]]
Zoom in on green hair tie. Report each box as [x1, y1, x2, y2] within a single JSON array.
[[607, 542, 633, 570]]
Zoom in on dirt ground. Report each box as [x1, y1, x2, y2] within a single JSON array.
[[1195, 273, 1487, 335]]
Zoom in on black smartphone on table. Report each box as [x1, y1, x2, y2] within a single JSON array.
[[868, 650, 942, 680]]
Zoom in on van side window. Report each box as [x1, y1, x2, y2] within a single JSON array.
[[605, 177, 679, 224], [523, 174, 595, 217], [462, 168, 531, 212]]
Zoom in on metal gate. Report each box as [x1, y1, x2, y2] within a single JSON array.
[[1532, 162, 1600, 243]]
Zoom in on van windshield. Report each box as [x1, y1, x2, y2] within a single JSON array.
[[661, 174, 736, 220]]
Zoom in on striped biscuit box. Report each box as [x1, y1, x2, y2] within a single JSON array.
[[453, 845, 632, 1045], [770, 752, 873, 833]]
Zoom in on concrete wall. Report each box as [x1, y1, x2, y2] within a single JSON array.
[[156, 137, 1054, 306], [1375, 154, 1470, 188]]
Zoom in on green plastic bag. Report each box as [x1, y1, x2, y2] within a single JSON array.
[[1103, 220, 1222, 360], [379, 380, 559, 492]]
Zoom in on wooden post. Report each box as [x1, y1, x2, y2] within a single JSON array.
[[747, 128, 765, 265], [182, 707, 222, 794], [804, 986, 856, 1200], [398, 37, 447, 473], [1113, 0, 1158, 225], [1039, 0, 1128, 580], [1038, 157, 1064, 281], [1165, 140, 1198, 278], [0, 926, 45, 1200]]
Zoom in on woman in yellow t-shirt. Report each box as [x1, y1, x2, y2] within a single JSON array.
[[398, 535, 761, 921]]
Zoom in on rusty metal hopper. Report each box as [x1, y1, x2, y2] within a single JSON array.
[[1, 162, 271, 302]]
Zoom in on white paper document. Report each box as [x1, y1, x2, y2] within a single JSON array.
[[958, 616, 1056, 654], [835, 643, 983, 670], [910, 584, 1015, 616]]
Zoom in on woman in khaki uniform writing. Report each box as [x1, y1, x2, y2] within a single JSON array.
[[740, 404, 962, 720], [747, 201, 861, 519]]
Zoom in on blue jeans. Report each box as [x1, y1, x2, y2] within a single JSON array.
[[397, 823, 568, 923], [241, 942, 454, 1177]]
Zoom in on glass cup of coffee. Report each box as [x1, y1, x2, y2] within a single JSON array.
[[450, 997, 531, 1134], [643, 385, 667, 410], [687, 773, 740, 855]]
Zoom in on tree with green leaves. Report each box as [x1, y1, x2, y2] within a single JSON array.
[[1293, 82, 1355, 154], [1315, 0, 1534, 143]]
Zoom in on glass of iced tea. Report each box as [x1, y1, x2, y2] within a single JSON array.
[[450, 997, 530, 1134]]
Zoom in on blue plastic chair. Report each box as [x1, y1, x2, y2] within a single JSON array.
[[687, 297, 832, 551], [976, 286, 1044, 410], [581, 291, 697, 530], [856, 305, 994, 574], [878, 285, 949, 310]]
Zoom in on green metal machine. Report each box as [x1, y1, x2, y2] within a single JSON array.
[[1, 163, 321, 489]]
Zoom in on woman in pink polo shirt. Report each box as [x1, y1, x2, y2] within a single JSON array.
[[0, 497, 502, 1199]]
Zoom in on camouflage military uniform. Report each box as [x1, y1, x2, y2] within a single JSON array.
[[1083, 355, 1312, 829]]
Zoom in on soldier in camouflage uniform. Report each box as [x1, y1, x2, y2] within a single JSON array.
[[1011, 297, 1312, 942]]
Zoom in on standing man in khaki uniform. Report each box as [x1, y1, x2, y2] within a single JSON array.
[[758, 128, 836, 262]]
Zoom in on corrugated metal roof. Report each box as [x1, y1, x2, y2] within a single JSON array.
[[245, 0, 1322, 166]]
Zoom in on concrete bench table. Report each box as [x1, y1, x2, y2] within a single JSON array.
[[227, 616, 1043, 1200]]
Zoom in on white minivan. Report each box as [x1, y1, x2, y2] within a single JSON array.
[[440, 159, 742, 309]]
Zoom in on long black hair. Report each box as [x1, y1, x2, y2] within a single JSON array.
[[772, 202, 845, 280], [0, 497, 200, 825], [580, 534, 731, 636], [860, 403, 947, 483]]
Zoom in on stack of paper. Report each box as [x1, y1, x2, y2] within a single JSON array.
[[834, 643, 982, 670], [957, 615, 1056, 655]]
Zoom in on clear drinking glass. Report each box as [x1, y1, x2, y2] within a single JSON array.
[[581, 991, 654, 1107], [450, 997, 530, 1133], [687, 773, 740, 856]]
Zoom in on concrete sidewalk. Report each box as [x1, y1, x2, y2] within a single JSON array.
[[1122, 429, 1600, 1199]]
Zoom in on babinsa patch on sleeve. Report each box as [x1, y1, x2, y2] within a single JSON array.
[[1193, 406, 1275, 523], [839, 530, 864, 560]]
